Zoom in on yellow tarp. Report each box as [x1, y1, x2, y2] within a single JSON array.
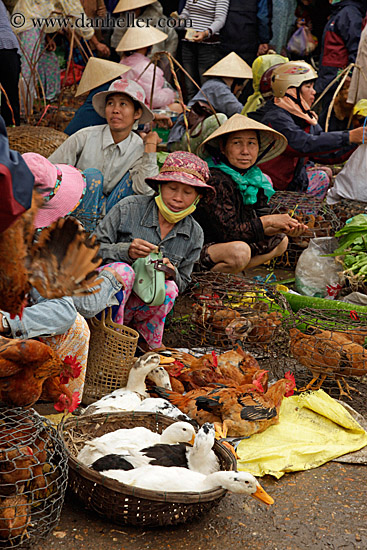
[[237, 389, 367, 478]]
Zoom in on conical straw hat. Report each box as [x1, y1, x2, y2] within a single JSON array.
[[75, 57, 131, 97], [199, 113, 287, 164], [203, 52, 253, 80], [113, 0, 155, 13], [116, 24, 168, 52]]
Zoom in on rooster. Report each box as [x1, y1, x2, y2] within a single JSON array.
[[225, 311, 283, 346], [0, 337, 81, 411], [0, 494, 30, 540], [196, 372, 296, 437], [153, 369, 268, 428], [0, 191, 102, 318]]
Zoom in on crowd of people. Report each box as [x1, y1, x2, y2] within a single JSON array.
[[1, 0, 367, 404]]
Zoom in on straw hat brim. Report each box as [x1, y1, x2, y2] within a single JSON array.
[[75, 58, 131, 97], [199, 113, 287, 165], [113, 0, 155, 13], [116, 26, 168, 52], [203, 52, 253, 80], [92, 89, 154, 124]]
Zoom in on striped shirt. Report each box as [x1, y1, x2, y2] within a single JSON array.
[[180, 0, 229, 35], [0, 0, 20, 52]]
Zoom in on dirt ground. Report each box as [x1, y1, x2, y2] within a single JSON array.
[[36, 461, 367, 550]]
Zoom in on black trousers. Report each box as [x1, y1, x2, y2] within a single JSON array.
[[0, 48, 21, 126]]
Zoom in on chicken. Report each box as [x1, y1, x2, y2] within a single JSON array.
[[153, 370, 268, 428], [0, 337, 81, 410], [196, 372, 296, 437], [290, 327, 356, 396], [295, 328, 367, 396], [0, 190, 102, 317], [163, 346, 265, 392], [0, 446, 35, 495], [0, 494, 30, 540], [225, 311, 283, 346]]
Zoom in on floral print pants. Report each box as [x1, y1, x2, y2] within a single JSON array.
[[306, 166, 333, 200], [40, 313, 90, 397], [18, 27, 60, 111], [105, 262, 178, 349]]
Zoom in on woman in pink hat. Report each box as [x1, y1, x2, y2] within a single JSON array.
[[0, 153, 125, 407], [94, 151, 214, 350]]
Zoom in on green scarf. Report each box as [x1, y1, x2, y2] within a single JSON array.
[[206, 159, 275, 206]]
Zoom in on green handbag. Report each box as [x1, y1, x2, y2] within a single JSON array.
[[132, 250, 175, 307]]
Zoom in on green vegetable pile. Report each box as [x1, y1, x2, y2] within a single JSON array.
[[329, 214, 367, 280]]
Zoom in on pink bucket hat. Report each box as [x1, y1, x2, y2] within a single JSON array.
[[145, 151, 214, 194], [22, 153, 86, 229], [92, 78, 154, 124]]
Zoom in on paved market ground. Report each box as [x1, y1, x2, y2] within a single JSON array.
[[36, 461, 367, 550]]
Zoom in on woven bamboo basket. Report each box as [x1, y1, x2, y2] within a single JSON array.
[[7, 125, 67, 157], [83, 309, 139, 405], [61, 412, 237, 527]]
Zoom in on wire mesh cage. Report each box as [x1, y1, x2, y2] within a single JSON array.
[[61, 412, 236, 527], [281, 307, 367, 402], [267, 192, 342, 269], [0, 407, 68, 549], [164, 272, 292, 361], [329, 198, 367, 226]]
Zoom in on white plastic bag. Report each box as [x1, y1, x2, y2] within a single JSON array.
[[295, 237, 341, 297], [326, 145, 367, 204]]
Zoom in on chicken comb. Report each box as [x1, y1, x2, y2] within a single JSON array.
[[63, 355, 82, 378], [284, 371, 296, 385]]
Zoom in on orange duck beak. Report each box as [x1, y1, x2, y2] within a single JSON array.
[[251, 483, 274, 506]]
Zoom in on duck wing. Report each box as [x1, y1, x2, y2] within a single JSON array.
[[140, 443, 189, 468], [91, 454, 134, 472]]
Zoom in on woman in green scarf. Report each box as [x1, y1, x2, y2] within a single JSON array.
[[194, 114, 308, 273]]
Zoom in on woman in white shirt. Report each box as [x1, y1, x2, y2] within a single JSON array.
[[48, 78, 160, 230]]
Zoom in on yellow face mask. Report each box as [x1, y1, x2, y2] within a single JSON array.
[[155, 186, 201, 224]]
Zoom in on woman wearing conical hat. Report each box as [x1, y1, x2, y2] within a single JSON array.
[[193, 114, 308, 273], [167, 52, 252, 155], [116, 24, 180, 111]]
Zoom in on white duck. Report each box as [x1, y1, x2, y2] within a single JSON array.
[[102, 466, 274, 504], [77, 421, 196, 466], [82, 353, 171, 416], [91, 422, 219, 475], [133, 398, 193, 423]]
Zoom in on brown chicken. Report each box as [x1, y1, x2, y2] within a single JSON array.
[[0, 494, 30, 540], [289, 327, 367, 397], [0, 336, 82, 410], [225, 311, 283, 346], [196, 372, 296, 437], [0, 446, 35, 495], [164, 346, 265, 393], [0, 191, 102, 317], [153, 369, 268, 428]]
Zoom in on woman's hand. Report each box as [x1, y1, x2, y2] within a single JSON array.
[[285, 224, 308, 238], [95, 41, 110, 57], [192, 30, 208, 42], [261, 214, 307, 236], [162, 257, 175, 278], [154, 114, 173, 129], [349, 126, 366, 145], [144, 131, 162, 153], [128, 239, 158, 260], [102, 266, 125, 286]]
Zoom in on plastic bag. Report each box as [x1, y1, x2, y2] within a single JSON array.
[[326, 145, 367, 204], [295, 237, 341, 298], [287, 27, 318, 57]]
